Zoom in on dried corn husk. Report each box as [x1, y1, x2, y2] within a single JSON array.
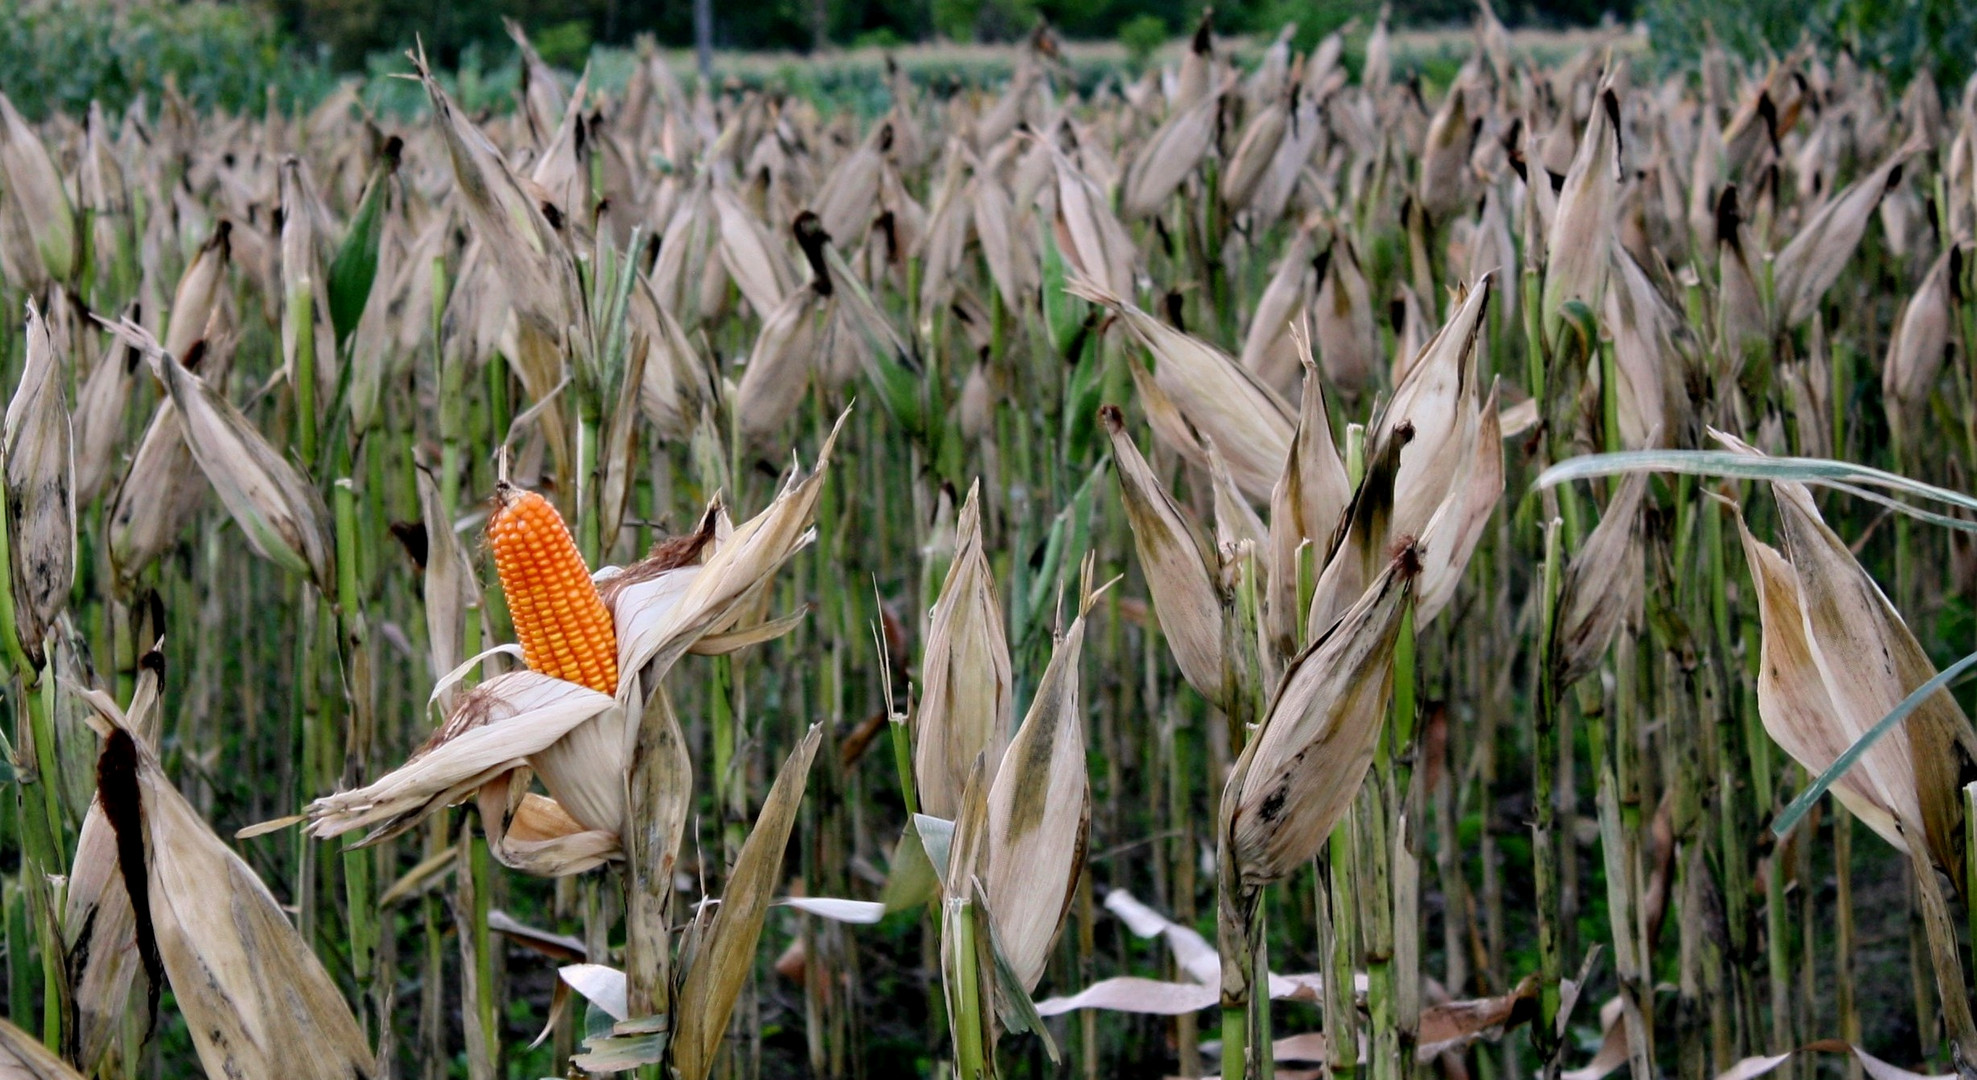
[[1723, 433, 1977, 882], [307, 671, 619, 845], [1122, 91, 1222, 219], [1605, 247, 1690, 449], [1735, 517, 1905, 850], [163, 220, 232, 362], [80, 704, 377, 1079], [1412, 381, 1504, 625], [1419, 82, 1474, 220], [1240, 229, 1318, 392], [1882, 246, 1959, 437], [1313, 239, 1379, 394], [0, 1016, 86, 1079], [0, 91, 76, 286], [106, 320, 334, 590], [278, 158, 338, 415], [1773, 133, 1925, 327], [1051, 145, 1137, 299], [5, 302, 74, 665], [982, 574, 1097, 992], [63, 652, 163, 1074], [915, 480, 1014, 820], [1228, 543, 1417, 886], [1550, 472, 1648, 687], [1070, 276, 1294, 500], [1102, 405, 1227, 706], [1265, 324, 1351, 659], [1542, 81, 1621, 336]]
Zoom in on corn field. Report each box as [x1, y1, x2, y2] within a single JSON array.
[[4, 9, 1977, 1080]]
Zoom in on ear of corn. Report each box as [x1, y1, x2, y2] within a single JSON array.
[[486, 485, 619, 696]]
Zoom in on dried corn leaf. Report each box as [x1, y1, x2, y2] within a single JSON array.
[[669, 725, 822, 1080]]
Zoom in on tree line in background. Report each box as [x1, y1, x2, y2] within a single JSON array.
[[0, 0, 1972, 122], [279, 0, 1625, 71]]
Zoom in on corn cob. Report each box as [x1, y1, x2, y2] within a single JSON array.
[[486, 485, 618, 695]]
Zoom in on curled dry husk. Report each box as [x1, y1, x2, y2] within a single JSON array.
[[914, 479, 1014, 820], [73, 681, 378, 1080]]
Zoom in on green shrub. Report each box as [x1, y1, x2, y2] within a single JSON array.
[[1643, 0, 1977, 94], [0, 0, 334, 119], [533, 19, 594, 70], [1117, 13, 1168, 70]]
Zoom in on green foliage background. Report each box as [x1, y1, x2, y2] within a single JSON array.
[[2, 0, 1973, 136]]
